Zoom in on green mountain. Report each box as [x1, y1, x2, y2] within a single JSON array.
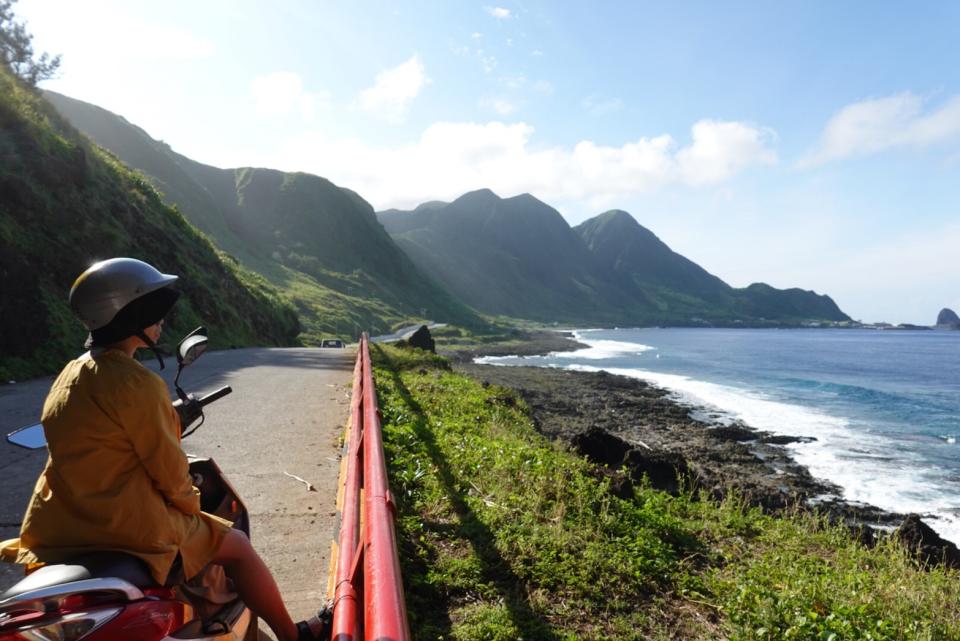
[[379, 189, 630, 323], [0, 66, 299, 380], [379, 196, 849, 325], [43, 91, 482, 342], [575, 210, 849, 323]]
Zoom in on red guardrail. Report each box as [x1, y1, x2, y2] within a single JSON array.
[[331, 334, 410, 641]]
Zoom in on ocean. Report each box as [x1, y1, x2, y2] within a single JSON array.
[[477, 327, 960, 544]]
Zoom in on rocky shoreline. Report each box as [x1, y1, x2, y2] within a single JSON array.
[[443, 331, 960, 564]]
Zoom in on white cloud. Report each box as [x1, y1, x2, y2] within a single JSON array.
[[19, 1, 215, 61], [677, 120, 777, 185], [471, 32, 483, 39], [486, 6, 511, 19], [501, 75, 526, 89], [582, 96, 625, 116], [480, 97, 517, 115], [801, 92, 960, 167], [532, 80, 554, 95], [145, 27, 216, 60], [261, 118, 777, 211], [532, 49, 544, 57], [251, 71, 327, 120], [477, 50, 497, 73], [358, 55, 429, 122]]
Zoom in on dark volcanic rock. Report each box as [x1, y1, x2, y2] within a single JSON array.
[[936, 308, 960, 327], [897, 514, 960, 569], [623, 448, 690, 494], [572, 427, 632, 467], [759, 434, 817, 445], [442, 330, 587, 363], [708, 424, 757, 442], [572, 427, 691, 494], [404, 325, 436, 353]]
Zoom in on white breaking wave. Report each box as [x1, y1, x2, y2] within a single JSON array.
[[553, 339, 654, 360], [564, 362, 960, 545]]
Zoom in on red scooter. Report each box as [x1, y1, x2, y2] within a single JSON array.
[[0, 328, 260, 641]]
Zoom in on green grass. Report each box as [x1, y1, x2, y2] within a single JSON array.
[[371, 345, 960, 640], [691, 503, 960, 640]]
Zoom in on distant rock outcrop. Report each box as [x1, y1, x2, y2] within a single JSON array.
[[403, 325, 436, 353], [572, 427, 690, 495], [936, 308, 960, 328], [896, 514, 960, 569]]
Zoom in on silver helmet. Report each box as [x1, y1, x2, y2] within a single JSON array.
[[69, 258, 178, 331]]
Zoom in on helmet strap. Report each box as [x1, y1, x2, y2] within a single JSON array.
[[137, 330, 166, 370]]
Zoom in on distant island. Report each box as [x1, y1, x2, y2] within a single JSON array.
[[936, 308, 960, 329]]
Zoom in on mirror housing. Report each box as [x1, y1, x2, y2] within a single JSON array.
[[177, 326, 208, 367], [175, 327, 208, 400]]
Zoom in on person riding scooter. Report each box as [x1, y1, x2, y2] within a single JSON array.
[[0, 257, 327, 641]]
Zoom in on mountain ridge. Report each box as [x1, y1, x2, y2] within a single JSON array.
[[380, 195, 849, 325], [44, 90, 483, 340], [380, 189, 630, 322], [0, 67, 300, 380]]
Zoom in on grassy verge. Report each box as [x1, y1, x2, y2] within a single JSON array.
[[371, 344, 960, 640]]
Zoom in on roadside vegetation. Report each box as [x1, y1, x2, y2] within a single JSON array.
[[372, 344, 960, 640]]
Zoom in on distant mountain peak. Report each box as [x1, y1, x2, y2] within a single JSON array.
[[598, 209, 636, 223], [414, 200, 448, 211], [456, 187, 500, 203], [937, 308, 960, 326]]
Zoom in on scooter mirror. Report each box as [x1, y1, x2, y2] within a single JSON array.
[[177, 327, 209, 367], [6, 423, 47, 450]]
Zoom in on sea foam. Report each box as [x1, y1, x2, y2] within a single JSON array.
[[553, 338, 653, 360]]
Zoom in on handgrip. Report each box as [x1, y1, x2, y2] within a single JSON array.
[[198, 385, 232, 406]]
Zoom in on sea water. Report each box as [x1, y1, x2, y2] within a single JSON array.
[[477, 328, 960, 544]]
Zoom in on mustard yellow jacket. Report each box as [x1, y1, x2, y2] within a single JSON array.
[[0, 349, 230, 583]]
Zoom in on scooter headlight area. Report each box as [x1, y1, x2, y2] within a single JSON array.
[[0, 606, 121, 641]]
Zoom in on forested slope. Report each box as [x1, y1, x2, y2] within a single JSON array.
[[0, 66, 299, 379]]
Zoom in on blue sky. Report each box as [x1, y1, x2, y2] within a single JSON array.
[[17, 1, 960, 324]]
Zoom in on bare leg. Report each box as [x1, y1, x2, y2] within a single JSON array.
[[212, 529, 298, 641]]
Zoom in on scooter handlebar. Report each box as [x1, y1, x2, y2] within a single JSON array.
[[198, 385, 232, 407], [173, 386, 232, 433]]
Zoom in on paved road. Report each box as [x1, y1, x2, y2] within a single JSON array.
[[0, 346, 354, 636]]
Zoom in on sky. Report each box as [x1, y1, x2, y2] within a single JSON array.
[[16, 0, 960, 324]]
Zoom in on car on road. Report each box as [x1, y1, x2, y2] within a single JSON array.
[[321, 338, 345, 348]]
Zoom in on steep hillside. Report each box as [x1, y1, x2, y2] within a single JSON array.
[[0, 67, 299, 380], [575, 210, 850, 323], [381, 198, 849, 325], [44, 91, 482, 341], [380, 189, 629, 322], [734, 283, 849, 322], [576, 209, 736, 316]]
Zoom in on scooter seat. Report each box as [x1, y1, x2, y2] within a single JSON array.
[[0, 552, 159, 602]]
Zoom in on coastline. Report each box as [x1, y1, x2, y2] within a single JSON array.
[[445, 331, 903, 533]]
